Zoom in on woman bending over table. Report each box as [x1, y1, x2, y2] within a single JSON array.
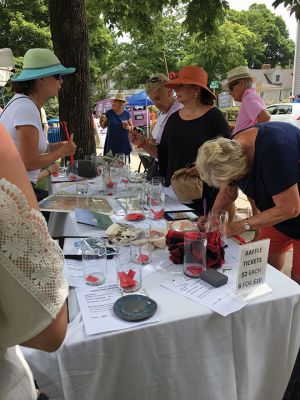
[[0, 48, 76, 200], [196, 122, 300, 283], [0, 123, 68, 399]]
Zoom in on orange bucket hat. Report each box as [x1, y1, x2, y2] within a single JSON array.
[[165, 66, 215, 98]]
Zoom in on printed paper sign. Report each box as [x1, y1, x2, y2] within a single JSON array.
[[236, 239, 270, 295]]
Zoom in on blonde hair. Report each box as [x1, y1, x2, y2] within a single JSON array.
[[196, 138, 249, 187]]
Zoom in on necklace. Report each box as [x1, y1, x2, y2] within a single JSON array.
[[180, 104, 211, 120]]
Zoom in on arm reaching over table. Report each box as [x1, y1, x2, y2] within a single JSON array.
[[195, 124, 300, 281]]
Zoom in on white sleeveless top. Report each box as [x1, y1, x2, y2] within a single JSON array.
[[0, 94, 48, 183]]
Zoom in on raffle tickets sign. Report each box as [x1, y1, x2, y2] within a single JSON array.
[[236, 239, 270, 295]]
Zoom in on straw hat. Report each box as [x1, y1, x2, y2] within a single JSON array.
[[110, 92, 127, 102], [223, 66, 252, 90], [164, 66, 215, 98], [11, 48, 75, 82]]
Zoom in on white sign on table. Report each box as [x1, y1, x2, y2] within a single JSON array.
[[235, 239, 272, 300]]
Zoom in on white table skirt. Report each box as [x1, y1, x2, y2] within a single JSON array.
[[23, 241, 300, 400]]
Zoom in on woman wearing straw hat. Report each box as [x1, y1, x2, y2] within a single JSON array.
[[100, 92, 133, 160], [130, 66, 231, 214], [0, 48, 76, 200]]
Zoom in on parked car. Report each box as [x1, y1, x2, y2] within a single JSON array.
[[266, 103, 300, 129]]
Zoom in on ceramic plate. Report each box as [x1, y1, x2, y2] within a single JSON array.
[[113, 295, 157, 321]]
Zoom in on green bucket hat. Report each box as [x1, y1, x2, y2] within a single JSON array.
[[11, 48, 75, 82]]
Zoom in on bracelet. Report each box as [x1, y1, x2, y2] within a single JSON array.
[[137, 139, 146, 148]]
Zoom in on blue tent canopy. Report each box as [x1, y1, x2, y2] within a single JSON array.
[[126, 90, 153, 106], [47, 118, 59, 124]]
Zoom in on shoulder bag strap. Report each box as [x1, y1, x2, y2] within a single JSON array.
[[0, 96, 42, 124]]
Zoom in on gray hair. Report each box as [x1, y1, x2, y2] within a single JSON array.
[[146, 73, 169, 95], [242, 78, 253, 89], [196, 138, 249, 187]]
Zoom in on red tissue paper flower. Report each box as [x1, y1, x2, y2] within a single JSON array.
[[165, 230, 225, 268], [168, 71, 178, 80]]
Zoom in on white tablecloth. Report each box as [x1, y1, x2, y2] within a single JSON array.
[[23, 240, 300, 400]]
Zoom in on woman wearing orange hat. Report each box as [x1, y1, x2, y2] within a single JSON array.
[[130, 65, 231, 214]]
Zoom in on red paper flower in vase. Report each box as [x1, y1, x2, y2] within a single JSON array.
[[118, 270, 137, 288], [106, 180, 115, 189], [125, 213, 145, 221], [186, 265, 204, 276], [150, 208, 164, 220], [137, 254, 149, 264]]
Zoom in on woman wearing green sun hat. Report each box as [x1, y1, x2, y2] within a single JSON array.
[[0, 48, 77, 201]]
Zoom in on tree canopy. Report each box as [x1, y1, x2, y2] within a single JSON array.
[[0, 0, 51, 57], [226, 4, 294, 68], [0, 0, 297, 155], [104, 3, 295, 88], [272, 0, 300, 21]]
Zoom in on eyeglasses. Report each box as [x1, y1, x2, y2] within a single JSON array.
[[229, 81, 240, 92], [148, 76, 163, 83], [54, 74, 62, 80]]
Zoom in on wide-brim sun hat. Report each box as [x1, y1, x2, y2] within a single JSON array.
[[11, 48, 75, 82], [164, 66, 215, 98], [223, 66, 252, 90], [110, 92, 127, 103]]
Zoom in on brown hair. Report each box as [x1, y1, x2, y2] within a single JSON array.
[[198, 87, 215, 106], [11, 80, 37, 95]]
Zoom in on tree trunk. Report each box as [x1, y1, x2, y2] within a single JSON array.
[[48, 0, 95, 159]]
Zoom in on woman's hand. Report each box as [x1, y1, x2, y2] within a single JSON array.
[[226, 220, 247, 237], [197, 216, 208, 232], [48, 163, 60, 174], [129, 131, 145, 146], [61, 140, 76, 157], [186, 166, 199, 176]]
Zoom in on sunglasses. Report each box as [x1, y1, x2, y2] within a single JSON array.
[[148, 76, 163, 83], [229, 81, 240, 92], [54, 74, 62, 80]]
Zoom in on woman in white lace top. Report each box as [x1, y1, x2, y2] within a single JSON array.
[[0, 123, 69, 399]]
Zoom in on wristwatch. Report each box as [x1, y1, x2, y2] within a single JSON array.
[[244, 219, 251, 231]]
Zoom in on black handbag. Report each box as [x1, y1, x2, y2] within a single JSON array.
[[67, 160, 97, 178], [146, 158, 161, 181]]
